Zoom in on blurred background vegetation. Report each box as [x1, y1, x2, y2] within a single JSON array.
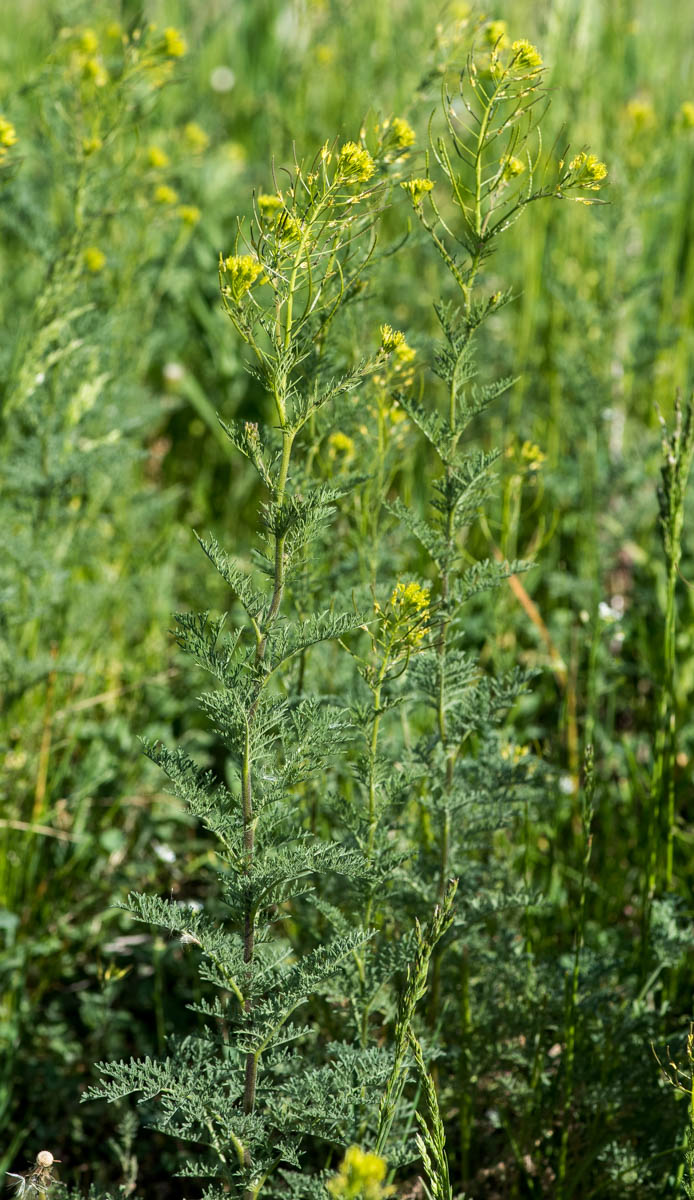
[[1, 0, 694, 1195]]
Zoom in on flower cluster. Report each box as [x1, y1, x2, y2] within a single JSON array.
[[178, 204, 201, 225], [625, 96, 656, 133], [0, 115, 18, 164], [155, 183, 178, 205], [256, 194, 302, 240], [221, 254, 265, 302], [327, 431, 356, 459], [568, 150, 608, 190], [389, 580, 430, 615], [336, 141, 375, 184], [375, 580, 431, 649], [83, 246, 106, 272], [81, 54, 108, 86], [79, 28, 99, 53], [485, 19, 509, 47], [511, 38, 543, 73], [327, 1146, 394, 1200], [379, 324, 406, 354], [148, 144, 170, 167], [184, 122, 210, 152], [257, 193, 283, 218], [163, 27, 187, 58], [385, 116, 416, 151], [394, 340, 415, 366], [400, 177, 434, 208]]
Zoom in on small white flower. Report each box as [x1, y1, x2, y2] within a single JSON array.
[[163, 361, 185, 382], [598, 600, 621, 622], [153, 841, 176, 863], [210, 66, 235, 92]]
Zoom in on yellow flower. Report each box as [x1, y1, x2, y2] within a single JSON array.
[[178, 205, 201, 225], [163, 27, 187, 57], [511, 39, 543, 72], [316, 44, 335, 65], [82, 57, 108, 86], [394, 340, 416, 366], [83, 246, 106, 272], [0, 116, 18, 150], [680, 101, 694, 129], [568, 150, 608, 190], [485, 19, 508, 47], [336, 141, 375, 183], [379, 324, 406, 353], [390, 581, 430, 613], [389, 117, 415, 150], [184, 122, 210, 152], [625, 97, 655, 133], [380, 581, 432, 648], [400, 177, 434, 207], [222, 254, 265, 302], [223, 141, 247, 166], [154, 184, 179, 205], [148, 145, 170, 168], [328, 431, 355, 456], [520, 440, 546, 470], [257, 193, 283, 218], [500, 153, 525, 181], [82, 135, 103, 155], [327, 1146, 394, 1200], [105, 22, 123, 40], [387, 401, 407, 424], [79, 28, 99, 54]]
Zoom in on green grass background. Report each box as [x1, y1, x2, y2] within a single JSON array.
[[2, 0, 694, 1195]]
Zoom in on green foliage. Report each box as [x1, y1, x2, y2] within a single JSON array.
[[0, 15, 209, 1178], [4, 2, 694, 1199], [82, 120, 420, 1200]]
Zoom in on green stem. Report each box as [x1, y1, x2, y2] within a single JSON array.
[[458, 948, 472, 1182], [242, 391, 296, 1195], [360, 648, 392, 1045], [663, 556, 678, 889]]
